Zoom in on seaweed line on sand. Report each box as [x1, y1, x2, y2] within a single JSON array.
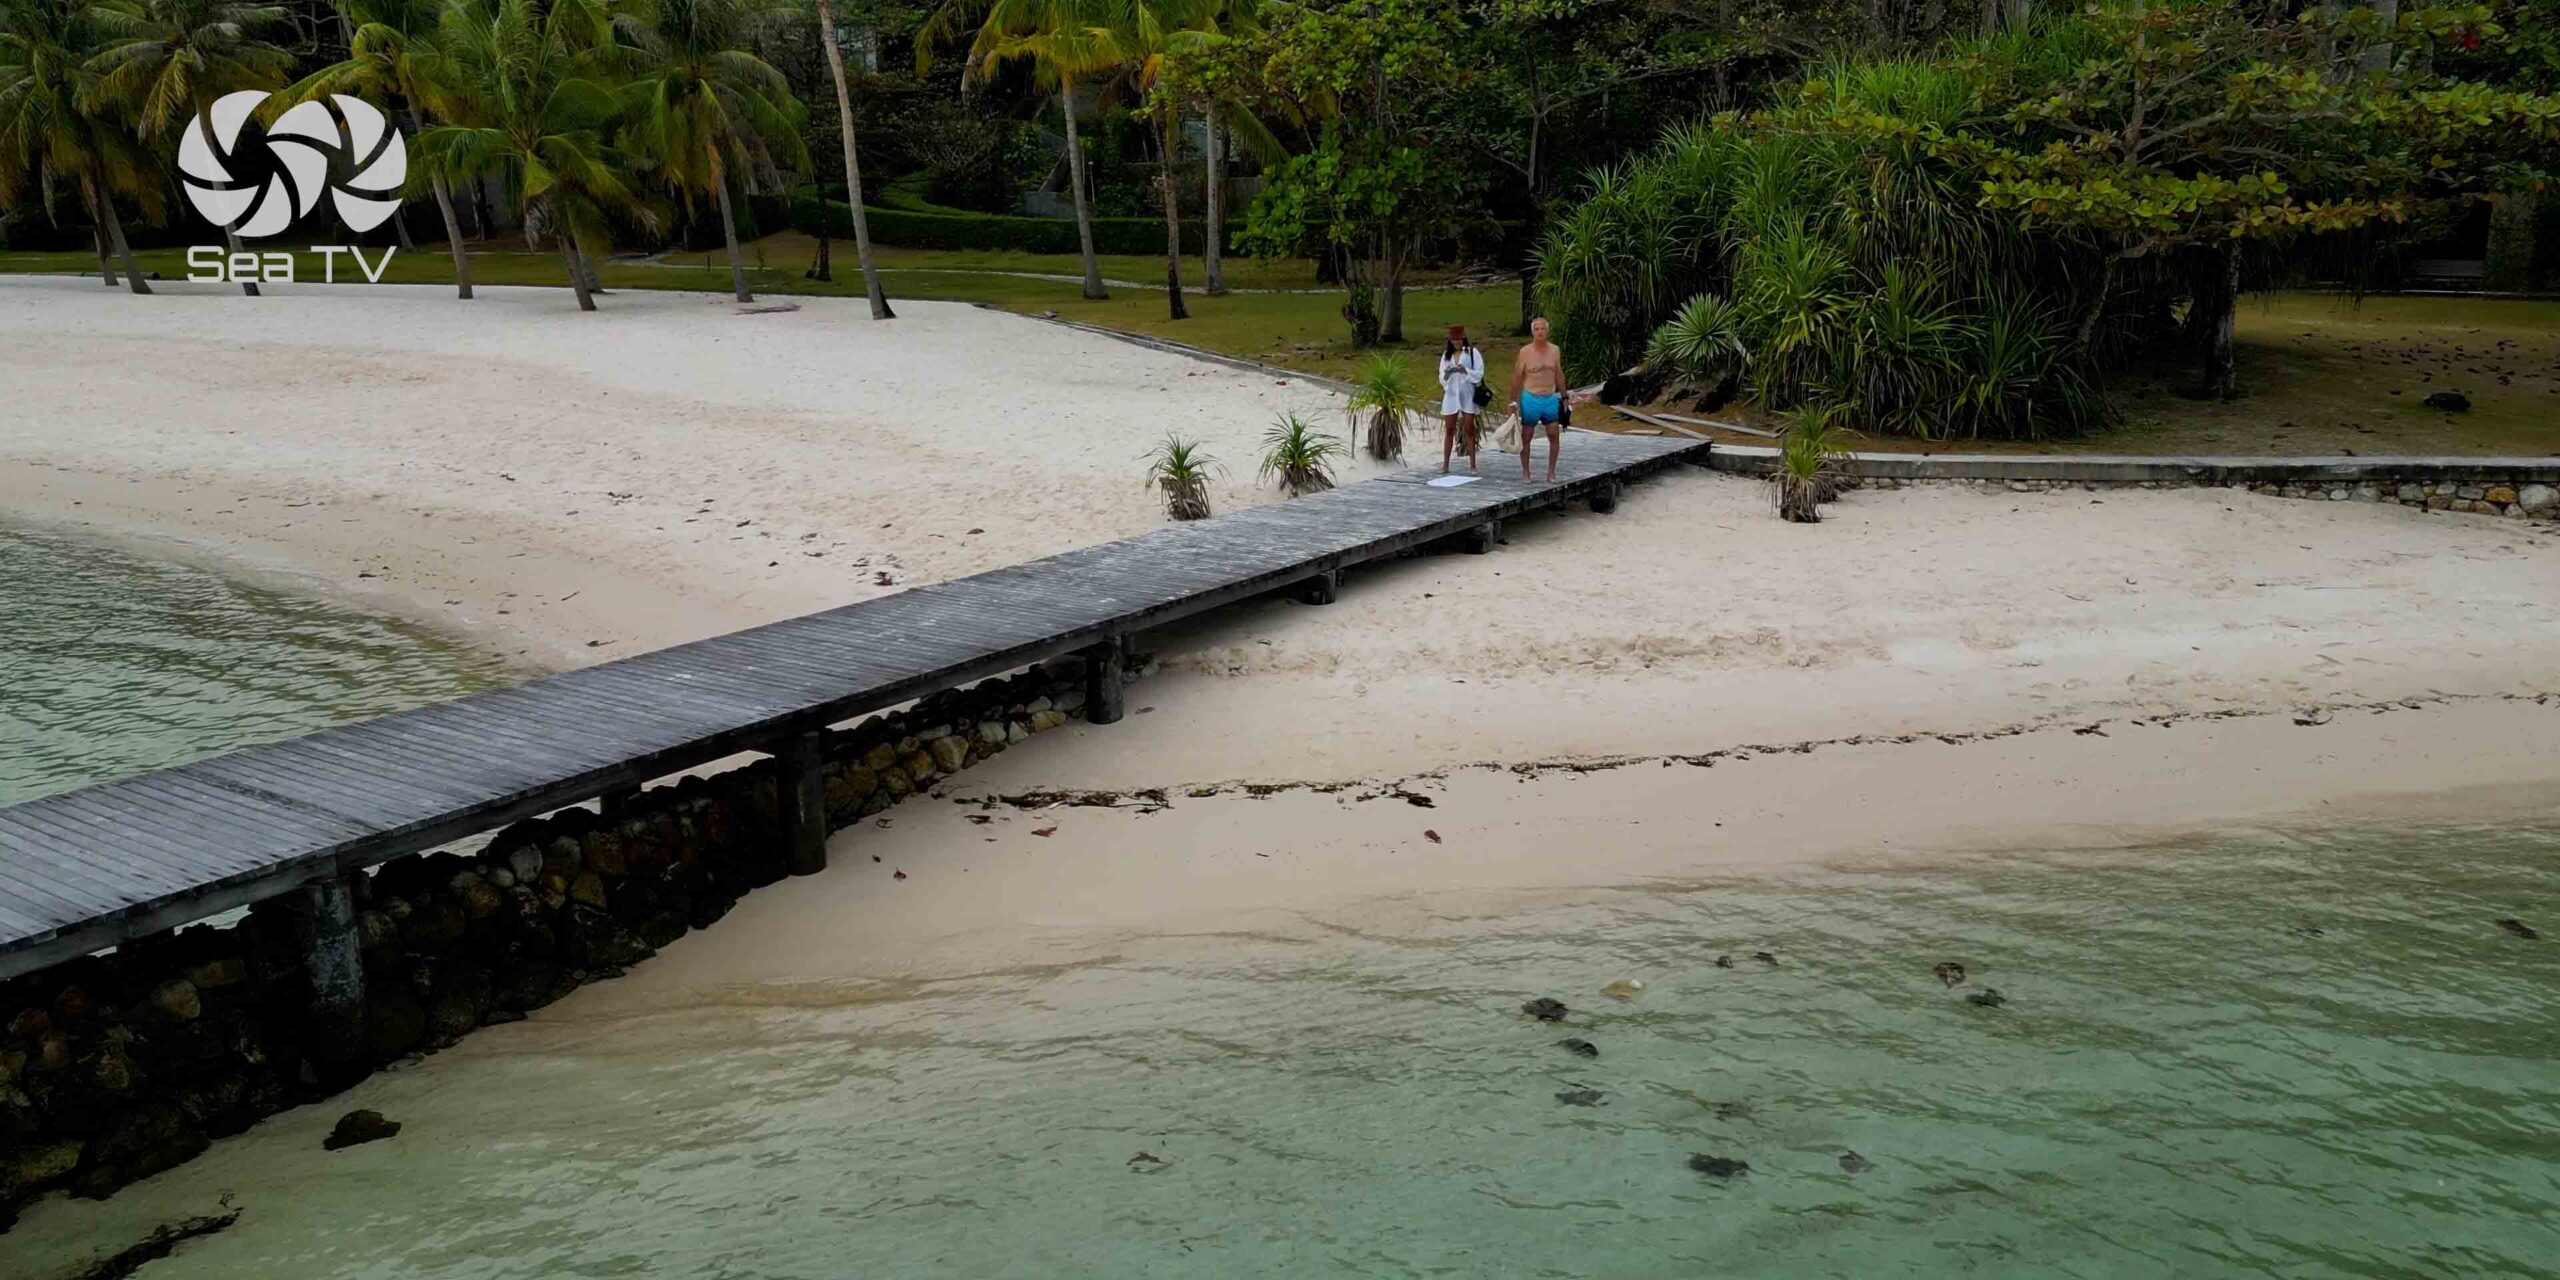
[[961, 691, 2558, 812], [65, 1205, 241, 1280]]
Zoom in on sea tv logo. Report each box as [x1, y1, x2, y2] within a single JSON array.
[[179, 90, 407, 285]]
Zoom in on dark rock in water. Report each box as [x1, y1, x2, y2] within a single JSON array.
[[1688, 1154, 1750, 1179], [2291, 923, 2326, 939], [2498, 917, 2540, 940], [1557, 1037, 1599, 1059], [1522, 997, 1569, 1022], [1751, 951, 1778, 966], [323, 1109, 401, 1152], [1708, 1101, 1751, 1121], [1966, 988, 2007, 1008], [1127, 1151, 1169, 1173], [2422, 390, 2472, 412], [1933, 961, 1966, 988], [1556, 1089, 1608, 1107], [1714, 955, 1735, 969], [1839, 1150, 1875, 1174]]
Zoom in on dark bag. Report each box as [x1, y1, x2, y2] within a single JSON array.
[[1559, 399, 1573, 426], [1472, 382, 1493, 409]]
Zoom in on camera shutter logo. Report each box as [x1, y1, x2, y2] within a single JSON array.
[[178, 90, 407, 238]]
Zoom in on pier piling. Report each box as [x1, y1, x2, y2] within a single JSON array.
[[778, 732, 829, 876], [293, 875, 366, 1068], [1085, 635, 1127, 725]]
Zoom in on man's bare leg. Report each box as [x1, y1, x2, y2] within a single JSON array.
[[1521, 424, 1536, 480], [1546, 424, 1561, 482], [1442, 413, 1459, 474]]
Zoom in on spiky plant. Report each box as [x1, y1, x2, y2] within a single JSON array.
[[1258, 413, 1346, 498], [1775, 402, 1848, 524], [1645, 292, 1749, 391], [1345, 354, 1422, 462], [1143, 435, 1218, 521]]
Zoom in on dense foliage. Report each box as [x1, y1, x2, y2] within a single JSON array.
[[1538, 5, 2560, 439]]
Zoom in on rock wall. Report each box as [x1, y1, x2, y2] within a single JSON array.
[[1855, 475, 2560, 520], [0, 653, 1137, 1228]]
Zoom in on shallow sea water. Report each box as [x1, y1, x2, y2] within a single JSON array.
[[9, 825, 2553, 1278], [0, 524, 511, 804]]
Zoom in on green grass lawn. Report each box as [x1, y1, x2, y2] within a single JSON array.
[[9, 234, 2552, 457]]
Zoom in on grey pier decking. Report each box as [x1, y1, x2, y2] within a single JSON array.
[[0, 431, 1708, 984]]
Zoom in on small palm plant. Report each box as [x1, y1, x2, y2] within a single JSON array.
[[1143, 435, 1218, 521], [1645, 292, 1749, 390], [1259, 413, 1347, 498], [1775, 401, 1849, 524], [1345, 354, 1422, 462]]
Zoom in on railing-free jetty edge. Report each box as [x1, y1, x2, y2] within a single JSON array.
[[0, 432, 1712, 998]]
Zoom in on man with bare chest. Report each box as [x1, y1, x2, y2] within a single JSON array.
[[1509, 317, 1566, 482]]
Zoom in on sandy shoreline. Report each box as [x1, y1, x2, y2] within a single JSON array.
[[7, 275, 2560, 1273]]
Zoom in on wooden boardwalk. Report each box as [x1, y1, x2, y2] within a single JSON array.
[[0, 431, 1708, 981]]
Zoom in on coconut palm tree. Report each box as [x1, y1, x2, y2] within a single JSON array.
[[1106, 0, 1215, 322], [919, 0, 1115, 299], [414, 0, 646, 311], [809, 0, 888, 317], [289, 0, 478, 299], [0, 0, 155, 292], [613, 0, 804, 304], [83, 0, 291, 295]]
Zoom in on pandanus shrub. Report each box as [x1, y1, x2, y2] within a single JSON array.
[[1144, 435, 1218, 521], [1775, 402, 1848, 523], [1345, 354, 1422, 462], [1259, 413, 1346, 498], [1645, 292, 1749, 392]]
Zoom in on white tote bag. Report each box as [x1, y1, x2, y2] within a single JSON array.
[[1491, 412, 1523, 454]]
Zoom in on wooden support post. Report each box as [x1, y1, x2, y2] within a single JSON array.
[[293, 875, 365, 1069], [1590, 481, 1622, 514], [1085, 635, 1127, 725], [1297, 569, 1341, 605], [778, 731, 829, 877], [1463, 520, 1500, 554]]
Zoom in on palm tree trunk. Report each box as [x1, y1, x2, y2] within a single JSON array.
[[92, 222, 118, 286], [714, 174, 753, 303], [563, 238, 596, 311], [1203, 107, 1224, 295], [1060, 84, 1106, 300], [90, 179, 150, 296], [224, 229, 260, 297], [1159, 104, 1187, 321], [817, 0, 891, 318], [431, 176, 474, 299], [391, 203, 416, 250]]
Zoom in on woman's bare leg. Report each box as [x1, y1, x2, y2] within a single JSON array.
[[1442, 413, 1459, 473]]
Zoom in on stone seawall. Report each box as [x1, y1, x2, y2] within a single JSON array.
[[1700, 445, 2560, 520], [0, 652, 1141, 1227]]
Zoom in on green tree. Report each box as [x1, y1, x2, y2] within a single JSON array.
[[0, 0, 156, 292], [414, 0, 648, 311], [919, 0, 1121, 299], [290, 0, 480, 298], [615, 0, 806, 303]]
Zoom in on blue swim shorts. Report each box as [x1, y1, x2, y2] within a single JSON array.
[[1519, 391, 1562, 426]]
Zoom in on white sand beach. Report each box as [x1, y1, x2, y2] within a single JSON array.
[[9, 278, 2560, 1275], [6, 274, 2560, 861]]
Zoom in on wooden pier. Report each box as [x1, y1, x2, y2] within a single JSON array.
[[0, 432, 1708, 984]]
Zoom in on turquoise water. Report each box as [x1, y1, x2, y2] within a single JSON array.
[[0, 524, 513, 804], [11, 823, 2550, 1277]]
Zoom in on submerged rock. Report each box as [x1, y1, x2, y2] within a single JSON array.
[[1838, 1150, 1876, 1175], [323, 1109, 402, 1152], [1556, 1037, 1599, 1059], [1602, 978, 1644, 1000], [1714, 955, 1735, 969], [1522, 998, 1569, 1022], [1688, 1154, 1750, 1179], [1556, 1089, 1608, 1107], [1966, 988, 2008, 1008], [1932, 962, 1966, 988], [1751, 951, 1779, 967], [2498, 917, 2540, 940], [2422, 390, 2472, 412]]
